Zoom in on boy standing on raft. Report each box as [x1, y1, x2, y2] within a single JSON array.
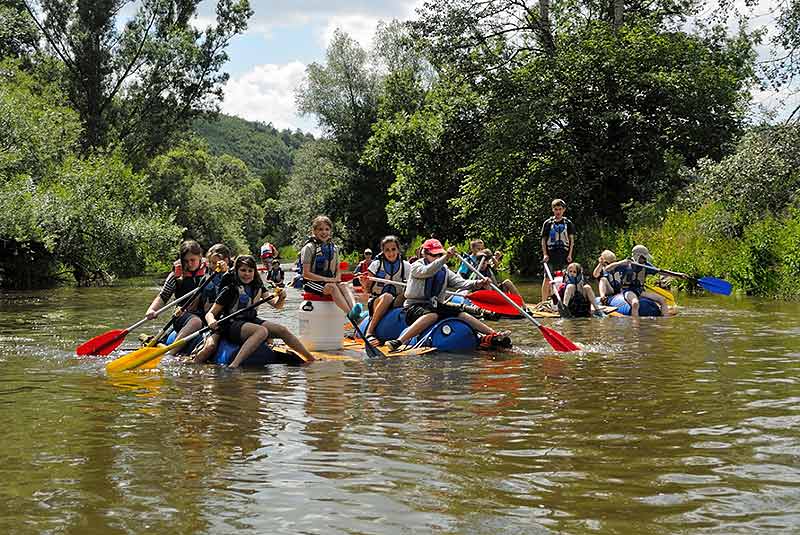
[[541, 199, 575, 302]]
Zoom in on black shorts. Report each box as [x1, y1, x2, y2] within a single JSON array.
[[404, 302, 462, 325], [303, 280, 328, 296], [546, 249, 569, 272], [223, 318, 265, 345]]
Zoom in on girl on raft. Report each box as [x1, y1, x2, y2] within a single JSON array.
[[384, 239, 511, 352], [202, 255, 314, 368], [300, 215, 358, 316], [603, 245, 673, 317], [561, 262, 605, 317], [145, 240, 208, 353], [360, 235, 412, 347], [188, 243, 232, 364]]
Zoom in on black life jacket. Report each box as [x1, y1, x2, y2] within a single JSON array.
[[602, 269, 623, 293], [172, 258, 208, 300], [424, 265, 447, 300], [372, 254, 406, 297], [305, 236, 335, 277], [621, 261, 652, 291], [268, 268, 283, 283]]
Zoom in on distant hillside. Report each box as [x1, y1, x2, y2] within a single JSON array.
[[192, 114, 314, 197]]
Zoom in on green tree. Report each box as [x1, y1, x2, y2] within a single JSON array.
[[22, 0, 252, 162], [0, 0, 39, 62]]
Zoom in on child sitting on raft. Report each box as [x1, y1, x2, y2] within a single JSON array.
[[361, 235, 412, 347], [266, 259, 285, 288], [458, 239, 485, 277], [385, 239, 511, 352], [203, 255, 313, 368], [561, 262, 604, 317], [300, 215, 357, 316], [603, 245, 672, 317], [471, 248, 522, 298], [189, 243, 231, 364], [145, 240, 207, 353], [592, 249, 623, 304]]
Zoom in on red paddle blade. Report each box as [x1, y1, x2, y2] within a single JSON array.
[[538, 325, 580, 352], [466, 290, 524, 316], [76, 329, 128, 356]]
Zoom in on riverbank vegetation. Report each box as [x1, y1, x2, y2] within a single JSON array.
[[1, 0, 798, 297]]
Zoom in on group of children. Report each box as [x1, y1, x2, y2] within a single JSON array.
[[144, 201, 677, 367], [539, 198, 675, 318], [145, 240, 313, 367]]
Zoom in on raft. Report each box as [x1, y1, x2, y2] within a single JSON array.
[[164, 331, 306, 366], [358, 308, 480, 352], [608, 293, 662, 317]]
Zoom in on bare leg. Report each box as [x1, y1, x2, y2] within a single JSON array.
[[172, 314, 203, 354], [365, 294, 393, 343], [541, 277, 551, 302], [582, 284, 602, 313], [599, 278, 614, 298], [398, 313, 439, 344], [229, 323, 269, 368], [324, 283, 355, 315], [563, 284, 576, 306], [193, 332, 221, 364], [641, 290, 670, 316], [264, 321, 315, 362], [624, 291, 640, 317], [456, 312, 496, 335], [501, 279, 522, 298]]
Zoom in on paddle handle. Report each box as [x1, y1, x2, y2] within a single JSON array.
[[166, 296, 275, 351], [454, 252, 543, 328], [365, 276, 470, 299], [543, 263, 568, 304]]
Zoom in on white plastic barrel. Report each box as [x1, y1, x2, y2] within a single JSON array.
[[298, 293, 344, 350]]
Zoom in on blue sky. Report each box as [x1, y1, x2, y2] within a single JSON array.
[[203, 0, 794, 134], [193, 0, 422, 134]]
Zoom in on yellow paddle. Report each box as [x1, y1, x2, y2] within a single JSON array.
[[645, 284, 676, 306], [106, 295, 279, 373]]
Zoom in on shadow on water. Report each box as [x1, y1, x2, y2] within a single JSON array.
[[0, 283, 799, 533]]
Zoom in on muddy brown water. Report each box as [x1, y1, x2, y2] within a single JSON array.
[[1, 279, 799, 534]]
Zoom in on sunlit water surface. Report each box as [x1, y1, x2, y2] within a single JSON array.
[[1, 279, 799, 534]]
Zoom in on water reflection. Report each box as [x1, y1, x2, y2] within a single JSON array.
[[0, 284, 799, 533]]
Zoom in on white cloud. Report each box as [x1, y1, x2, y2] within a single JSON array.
[[321, 14, 384, 49], [221, 62, 320, 133]]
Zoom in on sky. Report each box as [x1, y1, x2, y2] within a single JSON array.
[[200, 0, 796, 134], [198, 0, 425, 134]]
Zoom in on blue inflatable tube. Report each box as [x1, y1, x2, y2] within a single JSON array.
[[358, 307, 479, 352], [164, 332, 300, 366], [609, 293, 662, 316]]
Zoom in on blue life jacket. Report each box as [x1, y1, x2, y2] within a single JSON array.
[[373, 255, 406, 297], [424, 266, 447, 300], [201, 271, 225, 306], [306, 237, 335, 277], [229, 284, 257, 321], [546, 217, 572, 251]]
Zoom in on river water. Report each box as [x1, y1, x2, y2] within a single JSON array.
[[1, 279, 799, 534]]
